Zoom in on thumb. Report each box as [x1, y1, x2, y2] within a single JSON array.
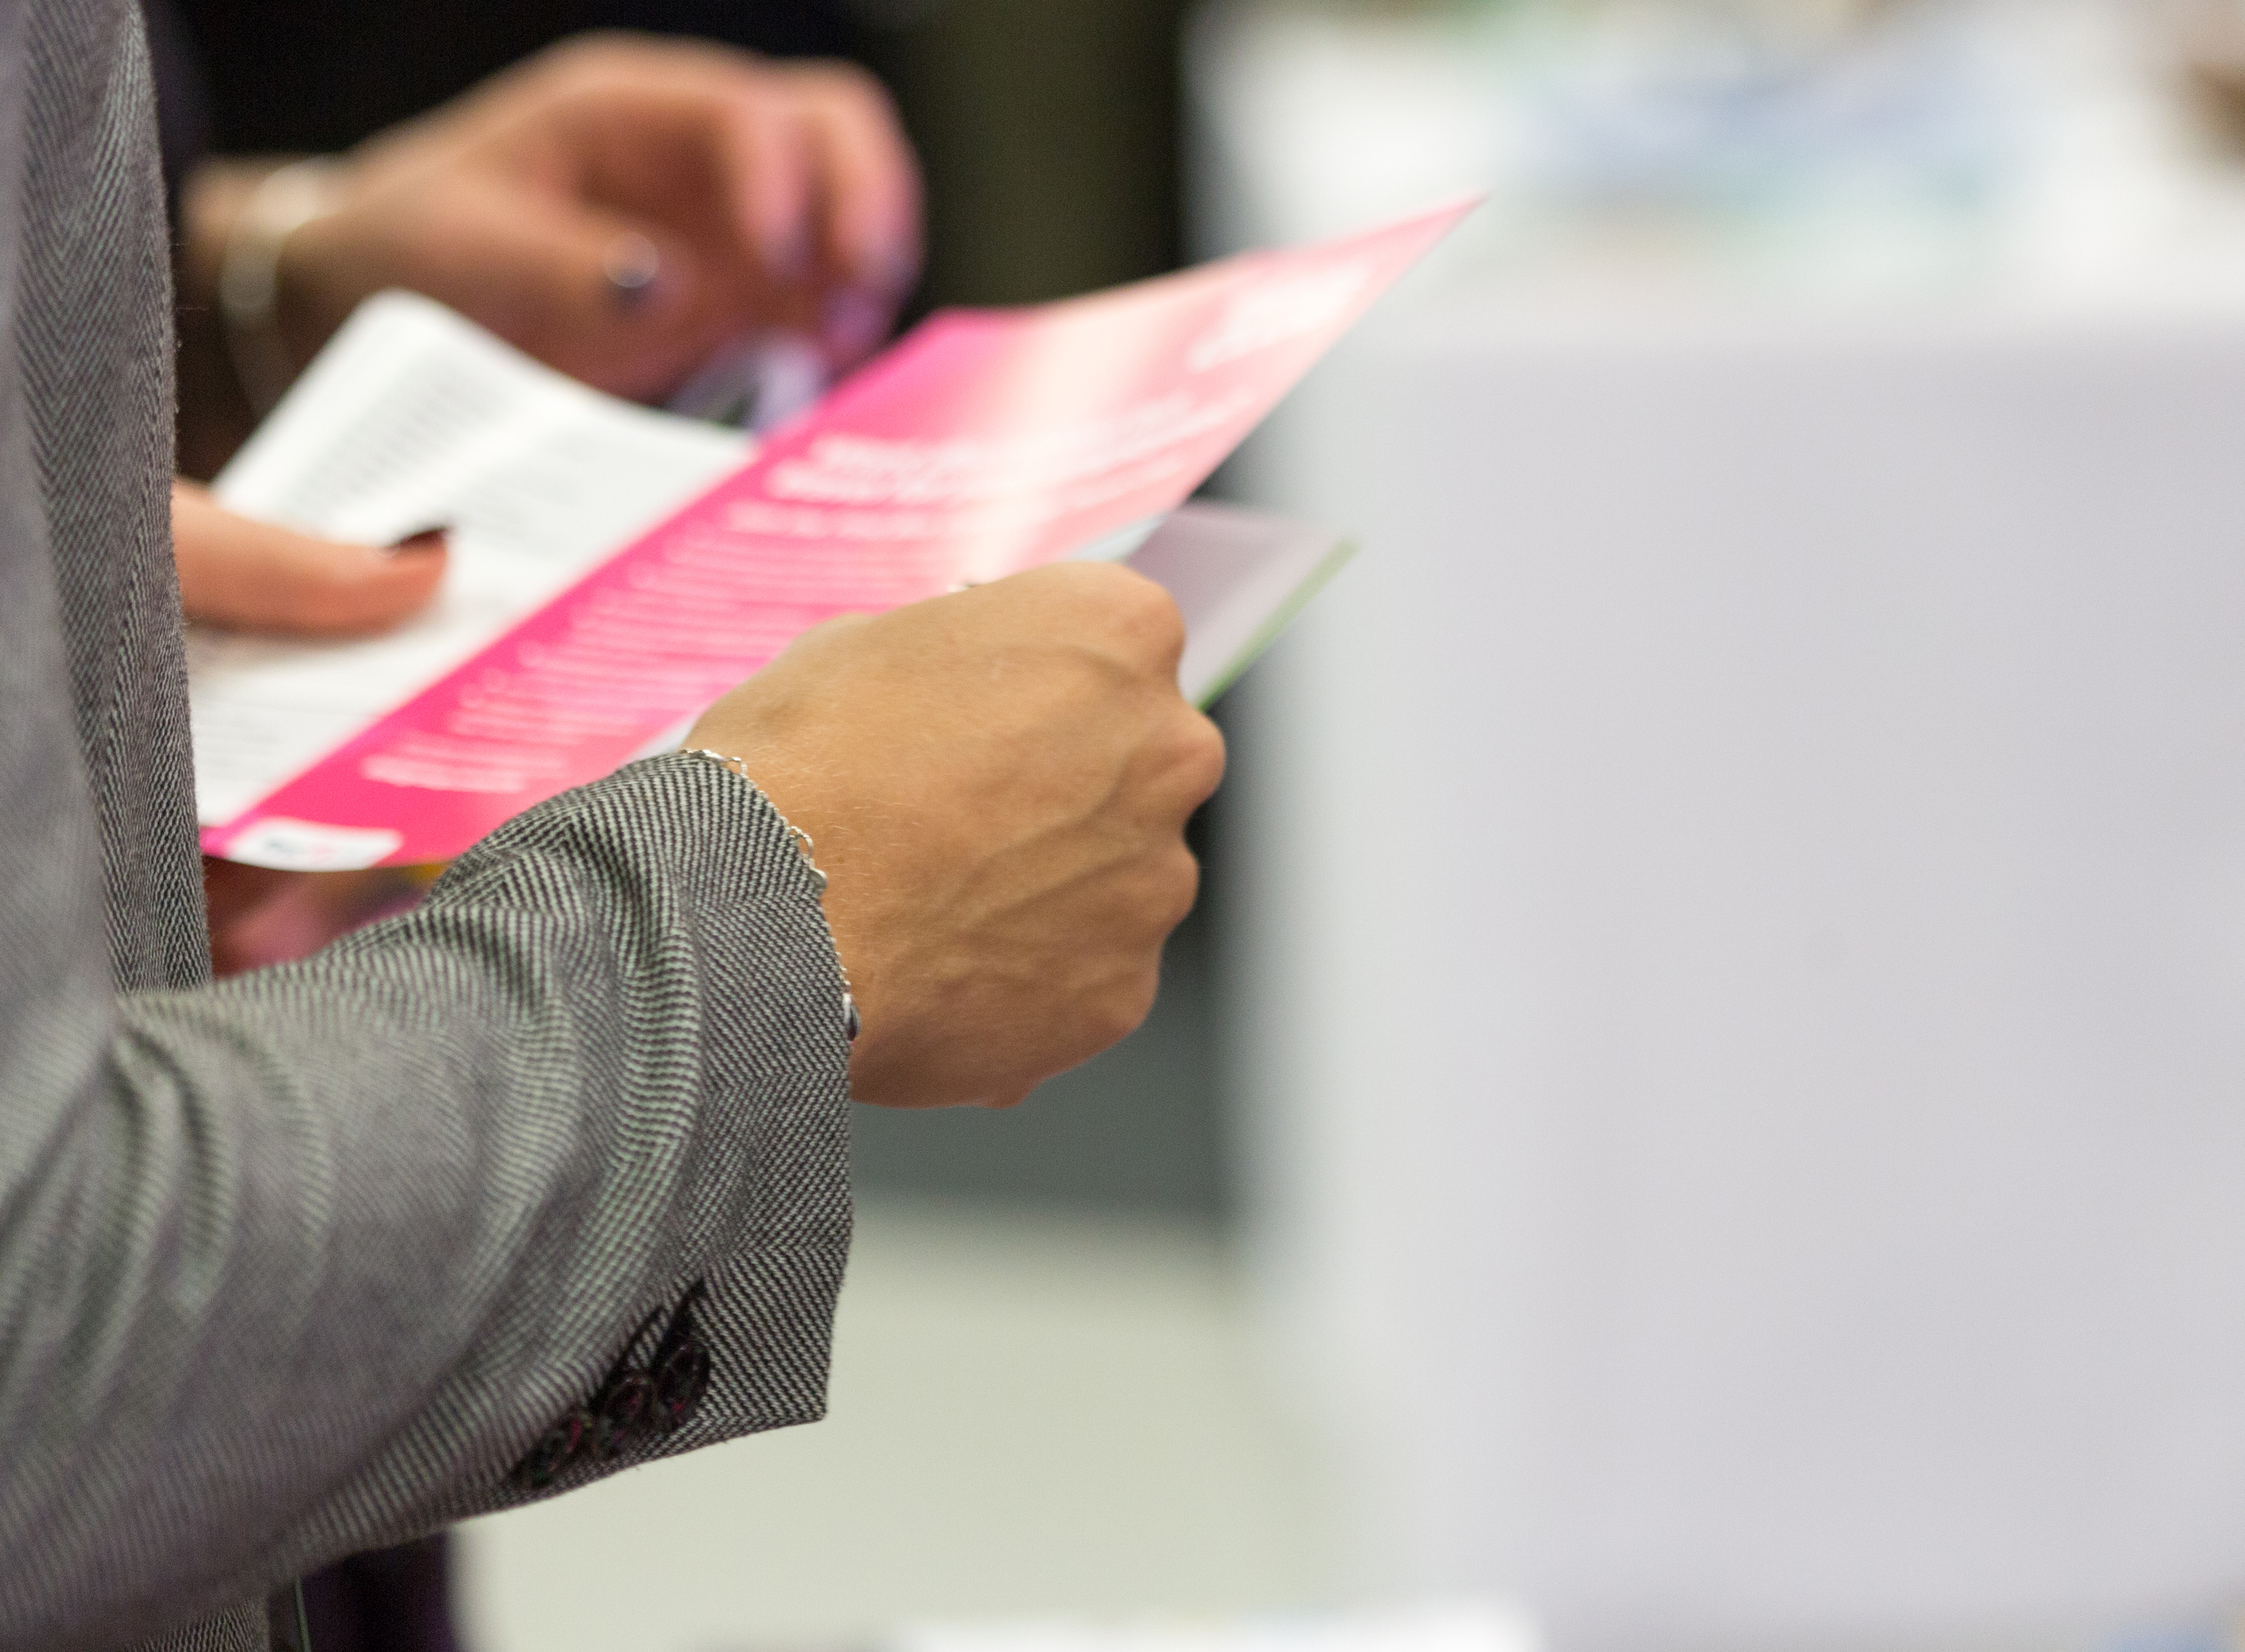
[[173, 483, 447, 639]]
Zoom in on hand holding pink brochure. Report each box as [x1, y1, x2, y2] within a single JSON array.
[[193, 200, 1471, 869]]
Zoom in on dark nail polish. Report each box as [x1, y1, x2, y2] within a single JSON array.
[[385, 525, 451, 556]]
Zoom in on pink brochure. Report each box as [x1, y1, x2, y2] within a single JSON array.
[[202, 199, 1471, 868]]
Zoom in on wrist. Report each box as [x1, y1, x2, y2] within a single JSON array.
[[178, 158, 346, 474], [218, 158, 346, 417]]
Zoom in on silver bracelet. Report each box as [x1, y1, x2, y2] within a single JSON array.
[[684, 748, 861, 1043], [218, 158, 343, 419]]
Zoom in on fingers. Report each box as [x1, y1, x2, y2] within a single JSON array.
[[688, 550, 1225, 1113], [778, 67, 920, 365], [718, 77, 816, 283], [781, 63, 923, 302], [524, 38, 921, 351], [295, 35, 923, 397], [603, 50, 920, 299], [977, 564, 1202, 714], [970, 561, 1188, 670], [1084, 568, 1226, 815], [172, 483, 447, 638], [1164, 710, 1229, 821], [434, 186, 719, 396], [944, 563, 1226, 818]]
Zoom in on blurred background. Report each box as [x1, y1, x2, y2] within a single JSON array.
[[177, 2, 2245, 1649]]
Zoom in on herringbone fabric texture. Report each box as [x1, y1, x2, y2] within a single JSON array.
[[0, 3, 856, 1649]]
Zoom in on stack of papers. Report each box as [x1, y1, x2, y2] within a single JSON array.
[[190, 201, 1470, 870]]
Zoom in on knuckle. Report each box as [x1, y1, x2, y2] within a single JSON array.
[[1175, 711, 1226, 793], [1116, 842, 1199, 935], [802, 611, 874, 648], [1092, 971, 1160, 1049], [776, 609, 873, 667], [1157, 843, 1202, 925], [1112, 565, 1181, 622], [1097, 569, 1185, 659]]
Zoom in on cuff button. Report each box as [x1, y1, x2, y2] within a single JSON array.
[[514, 1407, 593, 1491], [654, 1339, 713, 1431], [593, 1372, 656, 1458]]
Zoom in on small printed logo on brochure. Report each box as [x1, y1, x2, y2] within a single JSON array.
[[223, 817, 405, 872]]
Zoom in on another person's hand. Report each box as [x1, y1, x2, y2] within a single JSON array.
[[184, 34, 919, 416], [686, 562, 1226, 1110], [176, 483, 450, 974], [172, 481, 447, 638]]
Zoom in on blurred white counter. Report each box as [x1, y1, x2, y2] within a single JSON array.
[[1193, 4, 2245, 1648], [460, 1200, 1342, 1649]]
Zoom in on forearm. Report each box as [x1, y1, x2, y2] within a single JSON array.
[[0, 756, 853, 1652]]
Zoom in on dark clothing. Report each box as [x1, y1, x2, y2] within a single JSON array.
[[136, 0, 210, 210], [172, 0, 860, 154], [299, 1542, 457, 1652]]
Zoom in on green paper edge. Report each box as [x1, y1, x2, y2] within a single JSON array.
[[1194, 533, 1360, 709]]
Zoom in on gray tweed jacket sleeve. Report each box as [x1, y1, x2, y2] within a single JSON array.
[[0, 3, 856, 1650], [3, 759, 858, 1652]]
